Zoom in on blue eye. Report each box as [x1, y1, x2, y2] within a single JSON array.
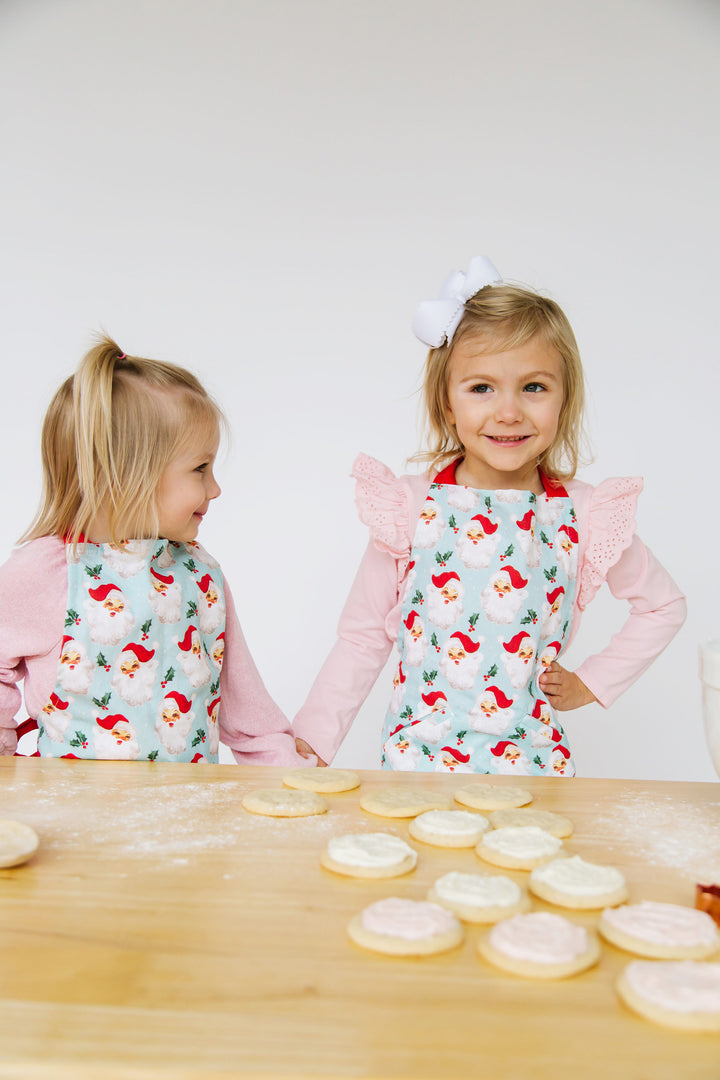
[[524, 382, 545, 393], [470, 383, 491, 394]]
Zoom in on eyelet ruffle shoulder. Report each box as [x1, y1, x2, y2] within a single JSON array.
[[352, 454, 413, 575], [578, 477, 643, 610]]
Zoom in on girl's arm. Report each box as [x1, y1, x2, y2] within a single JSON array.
[[293, 538, 401, 765], [0, 538, 67, 754], [572, 535, 686, 707], [218, 579, 308, 766]]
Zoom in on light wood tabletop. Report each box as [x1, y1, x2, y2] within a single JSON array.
[[0, 757, 718, 1079]]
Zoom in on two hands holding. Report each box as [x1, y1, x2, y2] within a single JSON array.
[[294, 663, 596, 767]]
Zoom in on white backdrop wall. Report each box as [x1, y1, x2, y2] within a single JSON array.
[[1, 0, 718, 780]]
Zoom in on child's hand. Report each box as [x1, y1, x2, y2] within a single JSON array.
[[538, 662, 597, 711], [295, 737, 328, 767]]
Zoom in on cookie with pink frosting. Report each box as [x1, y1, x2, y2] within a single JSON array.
[[348, 897, 464, 956]]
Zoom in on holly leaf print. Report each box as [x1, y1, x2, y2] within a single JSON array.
[[399, 706, 414, 721], [183, 559, 198, 574], [435, 550, 453, 566], [192, 729, 206, 748], [468, 613, 479, 630], [422, 669, 438, 685], [85, 564, 103, 580], [411, 590, 424, 606], [92, 692, 111, 712], [544, 565, 558, 583], [65, 609, 80, 628], [511, 726, 527, 740], [421, 744, 432, 757], [148, 750, 159, 761], [431, 632, 439, 648], [69, 730, 89, 750], [456, 730, 467, 741], [485, 663, 498, 680], [520, 609, 538, 625], [533, 754, 545, 768], [186, 600, 198, 618], [141, 619, 152, 635], [210, 679, 220, 696], [540, 530, 551, 547], [484, 496, 492, 513], [96, 652, 108, 669]]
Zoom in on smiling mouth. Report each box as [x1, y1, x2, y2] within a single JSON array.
[[486, 435, 531, 443]]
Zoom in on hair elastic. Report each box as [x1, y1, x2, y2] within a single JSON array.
[[412, 255, 502, 348], [117, 352, 127, 359]]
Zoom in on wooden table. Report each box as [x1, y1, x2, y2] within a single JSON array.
[[0, 758, 718, 1079]]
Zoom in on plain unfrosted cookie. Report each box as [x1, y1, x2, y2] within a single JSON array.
[[348, 897, 463, 956], [241, 788, 328, 818], [454, 783, 532, 811], [428, 871, 531, 924], [409, 809, 490, 848], [489, 808, 573, 838], [599, 901, 720, 960], [617, 961, 720, 1032], [359, 786, 452, 819], [321, 833, 417, 879], [283, 767, 360, 794], [478, 911, 601, 979], [476, 825, 563, 870], [529, 856, 629, 910], [0, 820, 39, 868]]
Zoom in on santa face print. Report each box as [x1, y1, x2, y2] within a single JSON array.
[[445, 334, 564, 492], [154, 432, 221, 543]]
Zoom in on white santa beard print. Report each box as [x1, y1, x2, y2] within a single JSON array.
[[148, 585, 183, 624], [197, 595, 225, 635], [85, 603, 136, 646], [435, 756, 474, 773], [42, 709, 71, 743], [446, 487, 479, 512], [455, 533, 497, 569], [495, 752, 532, 775], [556, 545, 577, 579], [438, 650, 483, 691], [156, 714, 193, 754], [540, 604, 562, 638], [179, 649, 212, 689], [427, 591, 464, 630], [384, 740, 421, 771], [502, 652, 536, 690], [111, 661, 158, 706], [403, 631, 429, 668], [102, 542, 154, 578], [467, 704, 515, 735], [206, 718, 219, 754], [517, 533, 541, 568], [409, 715, 453, 744], [57, 656, 95, 695], [480, 585, 525, 625], [413, 514, 446, 550], [93, 729, 141, 760]]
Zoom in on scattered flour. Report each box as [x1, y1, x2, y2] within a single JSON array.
[[588, 792, 720, 882], [0, 777, 338, 859]]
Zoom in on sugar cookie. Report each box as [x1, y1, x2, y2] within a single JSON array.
[[241, 788, 328, 818], [428, 871, 530, 923], [478, 911, 601, 979], [454, 783, 532, 811], [409, 809, 490, 848], [283, 767, 360, 793], [529, 856, 628, 910], [321, 833, 417, 879], [488, 808, 573, 838], [359, 786, 452, 819], [476, 825, 563, 870], [0, 820, 39, 868], [599, 901, 720, 960], [348, 897, 463, 956], [617, 961, 720, 1032]]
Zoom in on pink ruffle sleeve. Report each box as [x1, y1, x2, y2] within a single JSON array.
[[353, 453, 414, 578], [576, 477, 643, 610], [568, 477, 686, 708]]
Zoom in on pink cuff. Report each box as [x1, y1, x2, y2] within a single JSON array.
[[577, 477, 643, 610], [353, 454, 413, 576]]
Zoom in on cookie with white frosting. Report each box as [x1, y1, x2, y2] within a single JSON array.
[[478, 911, 601, 978], [409, 809, 490, 848], [359, 786, 452, 818], [599, 901, 720, 959], [283, 767, 360, 793], [321, 832, 417, 879], [489, 807, 573, 838], [476, 825, 563, 870], [617, 961, 720, 1031], [348, 897, 463, 956], [529, 855, 628, 910], [241, 788, 328, 818], [428, 871, 531, 923], [454, 783, 532, 811]]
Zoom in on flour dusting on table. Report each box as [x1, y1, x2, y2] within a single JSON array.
[[588, 792, 720, 881]]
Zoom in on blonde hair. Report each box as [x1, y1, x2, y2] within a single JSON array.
[[414, 283, 588, 481], [22, 336, 224, 546]]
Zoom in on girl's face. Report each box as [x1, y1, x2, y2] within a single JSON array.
[[445, 333, 564, 491], [154, 431, 221, 542]]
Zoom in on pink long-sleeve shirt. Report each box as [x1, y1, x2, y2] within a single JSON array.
[[0, 536, 305, 765], [293, 457, 687, 764]]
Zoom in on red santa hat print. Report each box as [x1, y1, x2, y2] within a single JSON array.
[[448, 631, 480, 654], [197, 574, 213, 594], [546, 586, 565, 605], [96, 713, 130, 731], [178, 626, 199, 652], [499, 565, 528, 589], [404, 610, 422, 631], [165, 690, 192, 714], [431, 571, 461, 589], [120, 642, 156, 663], [440, 745, 471, 764], [470, 514, 498, 534], [502, 631, 533, 655], [483, 685, 513, 709], [422, 690, 448, 709], [516, 510, 534, 532], [557, 524, 578, 544], [150, 567, 175, 585], [88, 583, 121, 602]]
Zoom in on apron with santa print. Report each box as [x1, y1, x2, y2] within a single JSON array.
[[37, 538, 226, 762], [381, 473, 579, 776]]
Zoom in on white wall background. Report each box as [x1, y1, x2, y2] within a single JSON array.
[[1, 0, 718, 781]]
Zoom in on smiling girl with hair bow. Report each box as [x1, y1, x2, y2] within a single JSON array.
[[0, 336, 305, 765], [293, 256, 686, 775]]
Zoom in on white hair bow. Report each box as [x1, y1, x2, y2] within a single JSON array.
[[412, 255, 502, 348]]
